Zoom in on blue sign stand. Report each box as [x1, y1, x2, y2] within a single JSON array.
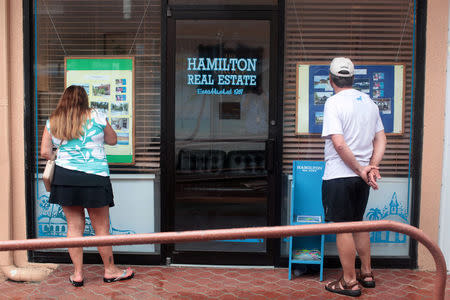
[[288, 161, 325, 281]]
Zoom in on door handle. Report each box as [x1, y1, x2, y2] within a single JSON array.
[[265, 139, 274, 173]]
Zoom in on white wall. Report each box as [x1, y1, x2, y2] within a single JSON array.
[[438, 3, 450, 272]]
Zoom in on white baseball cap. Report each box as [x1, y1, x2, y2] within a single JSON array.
[[330, 57, 354, 77]]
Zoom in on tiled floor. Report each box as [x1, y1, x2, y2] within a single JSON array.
[[0, 264, 448, 299]]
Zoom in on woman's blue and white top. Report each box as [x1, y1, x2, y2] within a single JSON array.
[[46, 109, 110, 176]]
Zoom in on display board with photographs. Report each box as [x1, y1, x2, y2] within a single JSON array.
[[295, 62, 405, 135], [65, 57, 135, 164]]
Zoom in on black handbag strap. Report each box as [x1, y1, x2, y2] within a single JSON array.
[[50, 142, 62, 161]]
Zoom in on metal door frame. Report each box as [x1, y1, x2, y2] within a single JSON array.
[[161, 6, 283, 266]]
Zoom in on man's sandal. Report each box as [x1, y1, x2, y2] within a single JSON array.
[[358, 270, 376, 288], [325, 277, 361, 297]]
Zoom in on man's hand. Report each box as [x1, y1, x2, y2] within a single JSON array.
[[357, 165, 373, 184], [368, 168, 381, 190], [368, 130, 386, 190], [357, 165, 380, 189]]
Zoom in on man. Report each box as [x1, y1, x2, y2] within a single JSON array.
[[321, 57, 386, 297]]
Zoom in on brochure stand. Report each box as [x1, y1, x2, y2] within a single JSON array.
[[288, 161, 325, 281]]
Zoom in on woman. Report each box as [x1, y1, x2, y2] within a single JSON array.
[[40, 85, 134, 287]]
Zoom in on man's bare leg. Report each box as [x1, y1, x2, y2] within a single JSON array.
[[335, 233, 359, 290], [354, 232, 373, 281]]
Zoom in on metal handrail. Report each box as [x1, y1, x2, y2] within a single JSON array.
[[0, 220, 446, 299]]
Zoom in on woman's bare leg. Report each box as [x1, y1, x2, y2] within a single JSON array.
[[62, 205, 85, 282], [87, 206, 133, 279]]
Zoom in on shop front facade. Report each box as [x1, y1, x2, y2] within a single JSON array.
[[0, 0, 448, 271]]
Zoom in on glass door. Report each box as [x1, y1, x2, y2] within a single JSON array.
[[167, 13, 278, 264]]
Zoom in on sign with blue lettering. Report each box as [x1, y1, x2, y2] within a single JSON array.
[[296, 63, 405, 135], [186, 44, 263, 96]]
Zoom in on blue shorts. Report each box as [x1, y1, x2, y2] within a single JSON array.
[[321, 177, 370, 222]]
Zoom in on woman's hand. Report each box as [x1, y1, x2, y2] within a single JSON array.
[[104, 120, 117, 145]]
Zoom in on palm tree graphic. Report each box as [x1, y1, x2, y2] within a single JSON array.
[[366, 208, 382, 220], [366, 208, 382, 242]]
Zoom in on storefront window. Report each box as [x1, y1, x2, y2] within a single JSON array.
[[282, 0, 416, 257], [35, 0, 161, 173], [169, 0, 277, 5], [33, 0, 161, 254]]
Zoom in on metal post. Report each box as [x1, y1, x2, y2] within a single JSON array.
[[0, 221, 446, 299]]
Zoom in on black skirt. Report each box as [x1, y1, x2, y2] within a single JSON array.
[[49, 165, 114, 208]]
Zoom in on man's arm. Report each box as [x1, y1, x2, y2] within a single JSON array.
[[369, 130, 386, 167], [367, 130, 387, 189], [330, 134, 377, 186]]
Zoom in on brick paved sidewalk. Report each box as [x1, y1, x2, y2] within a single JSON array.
[[0, 264, 448, 299]]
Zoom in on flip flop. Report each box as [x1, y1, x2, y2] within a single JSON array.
[[103, 268, 135, 283], [358, 270, 376, 288], [325, 277, 361, 297], [69, 276, 84, 287]]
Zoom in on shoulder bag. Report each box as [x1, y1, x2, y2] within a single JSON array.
[[43, 144, 61, 192]]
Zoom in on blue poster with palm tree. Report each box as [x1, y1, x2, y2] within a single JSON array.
[[366, 192, 408, 243], [37, 194, 135, 238], [325, 191, 409, 244]]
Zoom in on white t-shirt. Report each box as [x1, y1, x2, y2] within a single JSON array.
[[321, 89, 384, 180]]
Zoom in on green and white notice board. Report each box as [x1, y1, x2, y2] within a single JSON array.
[[65, 57, 135, 164]]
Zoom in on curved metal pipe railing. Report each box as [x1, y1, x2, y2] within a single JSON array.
[[0, 220, 446, 299]]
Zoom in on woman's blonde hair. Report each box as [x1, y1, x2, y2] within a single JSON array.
[[49, 85, 91, 140]]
